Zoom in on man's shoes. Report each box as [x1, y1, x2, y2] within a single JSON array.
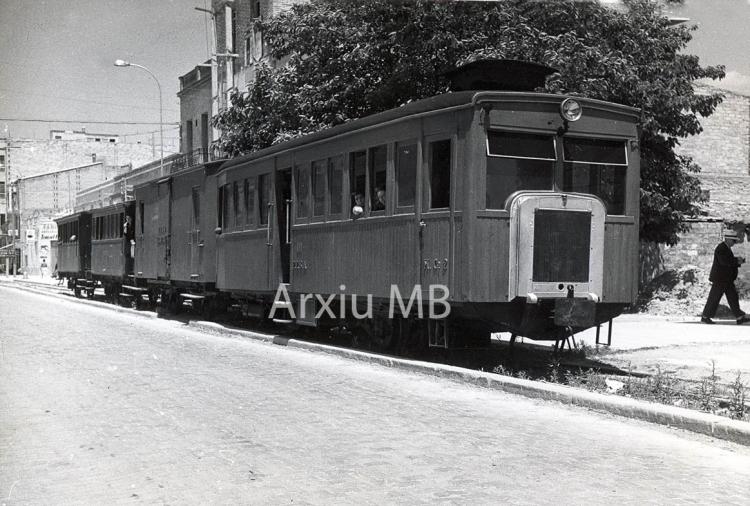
[[737, 315, 750, 325], [701, 317, 715, 324]]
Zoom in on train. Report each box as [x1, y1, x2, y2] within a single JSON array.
[[55, 60, 641, 351]]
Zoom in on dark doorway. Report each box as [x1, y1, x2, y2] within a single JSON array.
[[276, 168, 292, 283]]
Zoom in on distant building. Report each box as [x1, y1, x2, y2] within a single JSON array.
[[15, 161, 132, 275], [178, 62, 214, 157], [211, 0, 308, 112], [49, 129, 119, 144]]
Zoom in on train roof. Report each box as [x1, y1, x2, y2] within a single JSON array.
[[220, 90, 640, 172], [54, 210, 90, 224]]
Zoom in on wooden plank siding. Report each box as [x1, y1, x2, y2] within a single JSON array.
[[217, 229, 273, 293], [134, 184, 161, 280], [602, 219, 639, 303], [291, 215, 419, 299], [90, 238, 126, 277]]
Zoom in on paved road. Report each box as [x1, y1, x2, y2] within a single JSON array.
[[2, 286, 750, 505]]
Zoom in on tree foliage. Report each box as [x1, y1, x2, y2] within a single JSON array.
[[212, 0, 725, 245]]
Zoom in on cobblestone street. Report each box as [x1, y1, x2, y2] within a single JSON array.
[[2, 286, 750, 504]]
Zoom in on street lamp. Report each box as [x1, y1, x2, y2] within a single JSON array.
[[114, 59, 164, 174]]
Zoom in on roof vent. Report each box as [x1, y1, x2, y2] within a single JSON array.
[[444, 59, 558, 92]]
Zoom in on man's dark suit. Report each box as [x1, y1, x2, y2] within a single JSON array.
[[702, 241, 745, 319]]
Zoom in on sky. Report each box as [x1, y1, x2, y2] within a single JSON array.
[[0, 0, 212, 147], [0, 0, 749, 146]]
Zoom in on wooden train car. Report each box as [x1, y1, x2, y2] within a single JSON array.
[[132, 160, 224, 312], [54, 211, 92, 296], [216, 65, 640, 348], [88, 202, 136, 301]]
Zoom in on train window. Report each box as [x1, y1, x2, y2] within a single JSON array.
[[119, 213, 124, 238], [486, 131, 555, 209], [296, 164, 310, 219], [429, 140, 451, 209], [233, 181, 242, 227], [312, 159, 326, 217], [562, 138, 627, 214], [192, 187, 200, 223], [350, 151, 366, 217], [396, 143, 417, 208], [258, 173, 270, 226], [328, 155, 344, 216], [487, 131, 556, 160], [217, 186, 224, 229], [369, 146, 387, 212], [244, 178, 255, 226], [223, 183, 232, 229], [139, 201, 145, 234]]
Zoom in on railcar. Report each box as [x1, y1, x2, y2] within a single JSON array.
[[214, 60, 641, 349], [54, 211, 92, 297], [89, 202, 136, 302], [132, 160, 224, 313]]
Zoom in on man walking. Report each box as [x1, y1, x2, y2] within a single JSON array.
[[701, 229, 750, 324]]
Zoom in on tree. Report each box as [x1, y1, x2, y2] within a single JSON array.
[[212, 0, 725, 245]]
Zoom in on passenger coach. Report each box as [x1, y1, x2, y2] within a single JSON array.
[[214, 60, 641, 349]]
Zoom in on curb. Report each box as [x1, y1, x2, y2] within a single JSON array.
[[5, 279, 750, 446]]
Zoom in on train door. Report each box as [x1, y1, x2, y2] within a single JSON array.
[[275, 168, 292, 284], [419, 137, 454, 347], [156, 178, 172, 279], [189, 185, 202, 277]]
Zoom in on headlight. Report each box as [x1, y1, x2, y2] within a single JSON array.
[[560, 98, 582, 122]]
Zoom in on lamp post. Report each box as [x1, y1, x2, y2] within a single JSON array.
[[114, 59, 164, 174]]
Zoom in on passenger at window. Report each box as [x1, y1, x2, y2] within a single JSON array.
[[352, 192, 365, 219], [372, 187, 386, 211]]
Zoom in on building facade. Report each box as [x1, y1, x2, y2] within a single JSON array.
[[211, 0, 308, 112]]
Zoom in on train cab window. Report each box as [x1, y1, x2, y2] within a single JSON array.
[[396, 143, 417, 208], [562, 137, 627, 215], [328, 155, 344, 216], [369, 146, 387, 213], [244, 178, 255, 226], [296, 164, 310, 219], [233, 181, 242, 227], [350, 151, 366, 217], [486, 131, 555, 209], [428, 140, 451, 209], [312, 159, 326, 217], [258, 173, 270, 226], [139, 201, 145, 234]]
